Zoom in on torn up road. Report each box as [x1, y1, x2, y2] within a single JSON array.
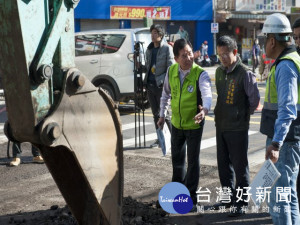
[[0, 143, 273, 225]]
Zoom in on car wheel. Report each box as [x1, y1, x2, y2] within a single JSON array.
[[99, 84, 115, 101]]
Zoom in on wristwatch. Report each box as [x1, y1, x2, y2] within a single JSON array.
[[271, 141, 280, 150]]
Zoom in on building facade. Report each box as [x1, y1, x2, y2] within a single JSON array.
[[74, 0, 214, 54], [215, 0, 300, 62]]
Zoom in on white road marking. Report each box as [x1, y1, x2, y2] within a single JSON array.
[[122, 122, 151, 131], [200, 130, 258, 150], [123, 133, 157, 147], [0, 120, 263, 167]]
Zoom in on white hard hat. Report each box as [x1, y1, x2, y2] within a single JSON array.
[[262, 13, 292, 34]]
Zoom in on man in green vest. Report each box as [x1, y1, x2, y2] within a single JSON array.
[[214, 35, 260, 216], [157, 38, 212, 207], [260, 13, 300, 224]]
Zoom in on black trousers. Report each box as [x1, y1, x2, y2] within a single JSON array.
[[216, 129, 250, 206], [147, 82, 171, 131], [13, 142, 40, 158], [171, 125, 204, 204]]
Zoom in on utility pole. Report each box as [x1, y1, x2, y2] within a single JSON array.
[[213, 0, 217, 55]]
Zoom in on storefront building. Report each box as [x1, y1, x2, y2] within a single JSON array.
[[74, 0, 214, 54], [215, 0, 299, 62]]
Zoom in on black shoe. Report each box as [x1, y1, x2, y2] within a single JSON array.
[[156, 200, 161, 208], [150, 139, 159, 148], [189, 204, 198, 213], [228, 206, 246, 217], [190, 203, 202, 213], [212, 202, 232, 209]]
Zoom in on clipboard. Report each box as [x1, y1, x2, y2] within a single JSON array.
[[156, 125, 171, 156], [249, 159, 281, 206]]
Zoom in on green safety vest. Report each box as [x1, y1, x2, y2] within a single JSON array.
[[264, 51, 300, 109], [169, 63, 204, 130], [260, 51, 300, 141]]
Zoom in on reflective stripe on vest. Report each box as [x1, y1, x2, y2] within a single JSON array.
[[169, 63, 204, 130], [264, 52, 300, 110]]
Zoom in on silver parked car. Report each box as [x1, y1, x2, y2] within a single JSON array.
[[75, 28, 152, 103]]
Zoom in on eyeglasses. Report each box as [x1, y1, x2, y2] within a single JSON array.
[[218, 52, 231, 59], [293, 35, 300, 41]]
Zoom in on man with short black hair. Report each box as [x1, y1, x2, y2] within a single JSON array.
[[293, 17, 300, 54], [144, 24, 174, 148], [214, 35, 260, 217], [158, 38, 212, 207]]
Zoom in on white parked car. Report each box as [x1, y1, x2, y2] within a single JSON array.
[[75, 28, 152, 103]]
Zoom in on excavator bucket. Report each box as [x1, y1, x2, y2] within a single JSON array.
[[37, 84, 123, 225], [0, 1, 123, 224]]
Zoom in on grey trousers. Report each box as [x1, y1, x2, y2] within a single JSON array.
[[146, 82, 171, 131]]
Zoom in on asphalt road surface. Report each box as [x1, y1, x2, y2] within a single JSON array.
[[0, 82, 274, 224], [120, 84, 267, 169]]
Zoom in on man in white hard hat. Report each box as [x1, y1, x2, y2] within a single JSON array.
[[260, 13, 300, 224]]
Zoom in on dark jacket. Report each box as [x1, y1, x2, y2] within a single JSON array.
[[144, 39, 174, 87], [214, 58, 253, 131]]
